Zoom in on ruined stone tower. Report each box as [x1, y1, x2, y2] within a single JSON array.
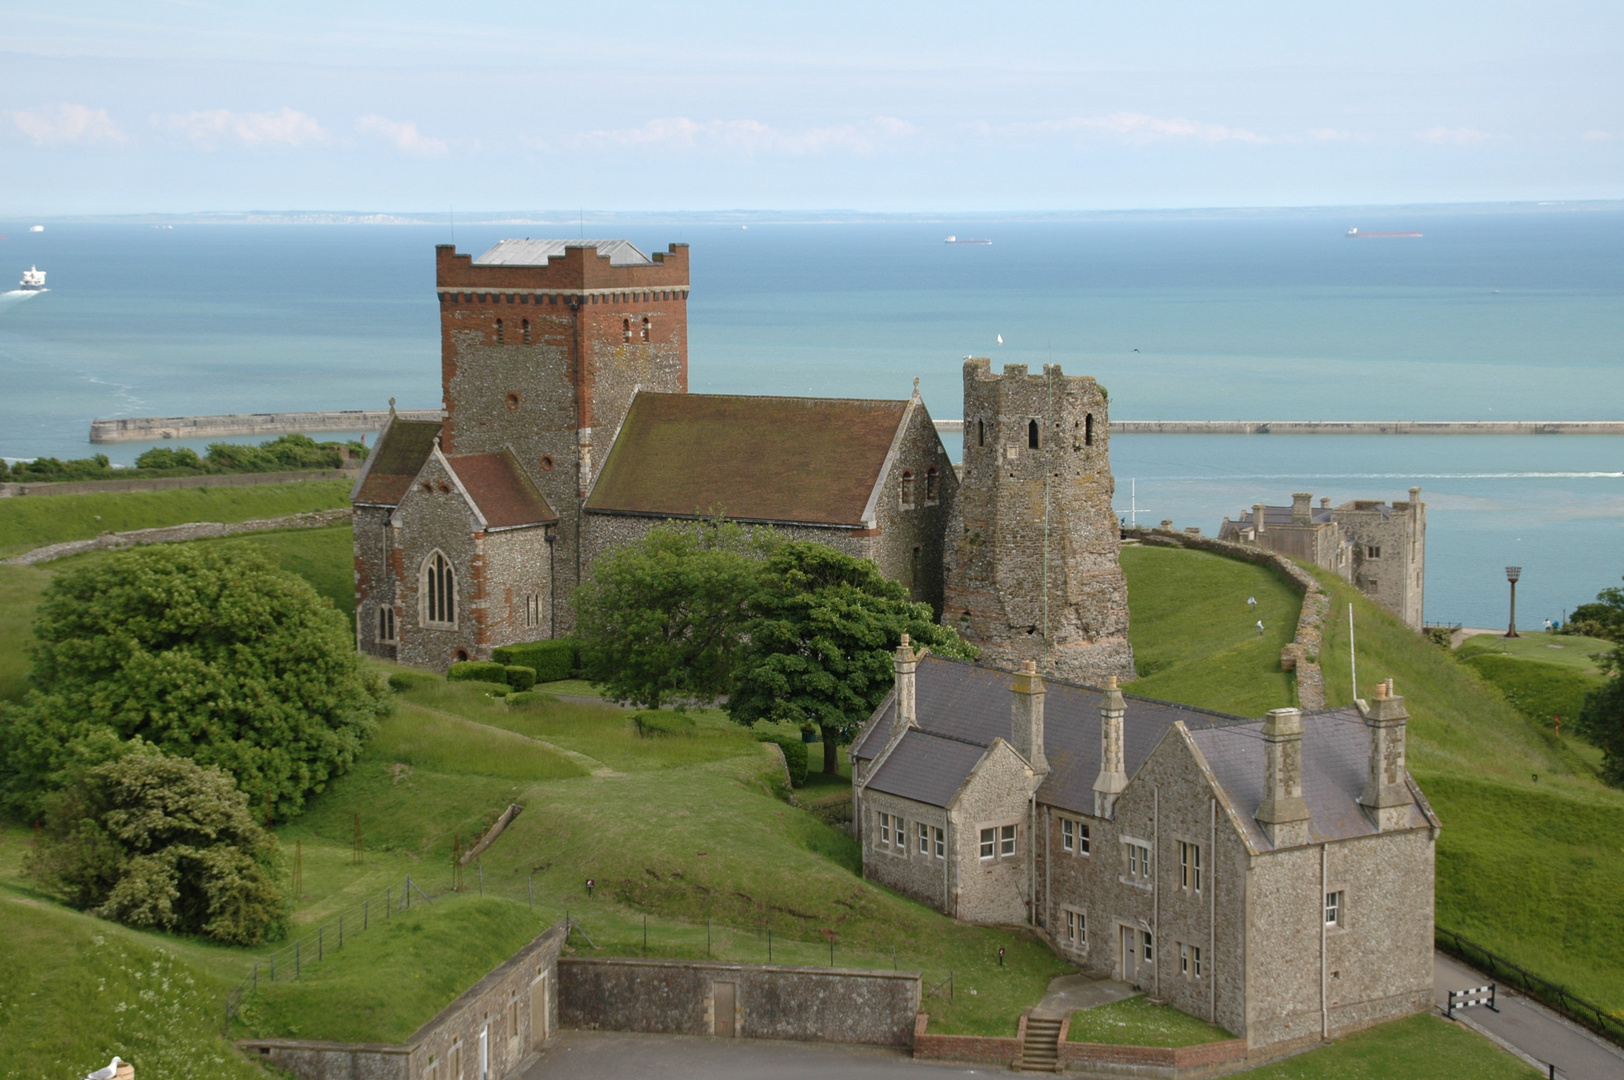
[[434, 240, 690, 623], [943, 358, 1134, 684]]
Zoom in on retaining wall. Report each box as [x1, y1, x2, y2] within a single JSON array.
[[1126, 527, 1329, 710], [558, 956, 921, 1046], [911, 1014, 1250, 1078], [2, 508, 353, 566], [0, 468, 355, 499], [90, 409, 442, 443]]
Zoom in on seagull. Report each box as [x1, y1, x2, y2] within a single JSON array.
[[86, 1058, 123, 1080]]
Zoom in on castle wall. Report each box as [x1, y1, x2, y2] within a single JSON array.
[[945, 360, 1133, 685], [1332, 498, 1425, 631]]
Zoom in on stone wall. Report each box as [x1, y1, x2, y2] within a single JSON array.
[[89, 410, 439, 443], [1125, 527, 1328, 711], [911, 1015, 1250, 1078], [2, 507, 353, 567], [864, 399, 958, 616], [558, 957, 921, 1046], [0, 467, 354, 499]]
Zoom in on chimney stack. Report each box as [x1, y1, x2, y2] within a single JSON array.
[[1253, 502, 1267, 536], [1359, 679, 1410, 831], [1320, 497, 1330, 509], [1256, 707, 1311, 847], [1094, 675, 1128, 817], [1408, 486, 1421, 505], [1292, 492, 1312, 524], [1011, 660, 1048, 774], [894, 634, 918, 729]]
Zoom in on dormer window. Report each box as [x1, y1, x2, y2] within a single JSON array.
[[900, 470, 916, 509], [1028, 419, 1040, 449]]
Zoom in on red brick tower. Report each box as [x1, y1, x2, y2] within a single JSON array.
[[435, 240, 690, 620]]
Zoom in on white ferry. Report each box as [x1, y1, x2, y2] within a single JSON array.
[[944, 235, 992, 245], [18, 266, 46, 291], [28, 225, 44, 233]]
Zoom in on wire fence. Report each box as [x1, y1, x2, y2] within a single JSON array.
[[1435, 925, 1624, 1049]]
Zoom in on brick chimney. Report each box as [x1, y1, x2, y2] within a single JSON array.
[[1011, 660, 1048, 774], [894, 634, 918, 729], [1292, 492, 1313, 524], [1359, 679, 1410, 831], [1256, 707, 1311, 847], [1094, 675, 1128, 817]]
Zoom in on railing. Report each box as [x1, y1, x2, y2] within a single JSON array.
[[1436, 926, 1624, 1048]]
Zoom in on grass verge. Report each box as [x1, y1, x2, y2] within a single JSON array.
[[1226, 1013, 1536, 1079], [1066, 995, 1232, 1046]]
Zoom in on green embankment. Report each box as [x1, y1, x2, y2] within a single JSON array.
[[1067, 995, 1233, 1046], [0, 479, 352, 560], [1457, 631, 1615, 674], [1227, 1013, 1535, 1079]]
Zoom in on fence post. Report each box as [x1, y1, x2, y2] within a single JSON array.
[[767, 927, 772, 964], [478, 863, 483, 896], [386, 886, 392, 918], [338, 914, 344, 949], [405, 875, 412, 909], [643, 915, 648, 957], [295, 940, 301, 979], [364, 899, 369, 931], [318, 925, 324, 961], [528, 874, 534, 910], [707, 918, 711, 958], [253, 962, 258, 994]]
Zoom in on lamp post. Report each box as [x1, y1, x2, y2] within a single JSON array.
[[1505, 566, 1521, 638]]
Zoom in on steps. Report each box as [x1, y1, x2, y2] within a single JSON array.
[[1013, 1015, 1064, 1073]]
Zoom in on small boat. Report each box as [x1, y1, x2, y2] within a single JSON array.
[[944, 235, 992, 245], [1346, 227, 1422, 238], [18, 266, 46, 291], [28, 225, 44, 233]]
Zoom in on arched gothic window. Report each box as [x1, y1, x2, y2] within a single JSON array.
[[925, 466, 940, 505], [1085, 413, 1094, 447], [623, 318, 632, 342], [900, 470, 916, 509], [641, 316, 651, 342], [422, 551, 457, 627], [1028, 419, 1040, 449], [495, 318, 504, 343]]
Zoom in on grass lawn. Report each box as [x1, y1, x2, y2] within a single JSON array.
[[1066, 995, 1232, 1046], [1457, 631, 1616, 674], [0, 566, 48, 702], [1120, 544, 1299, 716], [534, 679, 606, 698], [0, 479, 352, 560], [1455, 652, 1604, 732], [1227, 1013, 1537, 1079]]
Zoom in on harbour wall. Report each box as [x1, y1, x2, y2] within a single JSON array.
[[89, 409, 443, 444]]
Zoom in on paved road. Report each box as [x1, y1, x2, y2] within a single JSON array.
[[1435, 952, 1624, 1080], [521, 1031, 1004, 1080]]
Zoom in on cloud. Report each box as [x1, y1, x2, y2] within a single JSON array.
[[1013, 112, 1267, 145], [161, 108, 329, 147], [1307, 127, 1366, 143], [1415, 126, 1497, 146], [572, 116, 915, 155], [1581, 129, 1615, 142], [356, 114, 448, 157], [10, 104, 127, 146]]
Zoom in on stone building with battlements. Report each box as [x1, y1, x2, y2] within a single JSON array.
[[850, 642, 1438, 1052]]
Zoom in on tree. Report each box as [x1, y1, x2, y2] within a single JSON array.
[[0, 544, 387, 820], [727, 542, 975, 774], [572, 519, 777, 709], [1577, 646, 1624, 787], [29, 749, 285, 945], [1565, 577, 1624, 642]]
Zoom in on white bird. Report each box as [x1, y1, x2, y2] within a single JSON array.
[[86, 1057, 123, 1080], [996, 334, 1003, 344]]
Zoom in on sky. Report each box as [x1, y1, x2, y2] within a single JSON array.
[[2, 1, 1622, 213]]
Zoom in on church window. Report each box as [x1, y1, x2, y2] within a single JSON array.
[[506, 393, 520, 410], [1028, 419, 1040, 449], [1085, 413, 1094, 446], [377, 606, 396, 643], [977, 419, 985, 447], [925, 467, 940, 505], [641, 316, 651, 342], [878, 812, 891, 846], [522, 319, 531, 344], [623, 318, 632, 342], [422, 551, 457, 628], [899, 470, 915, 509], [422, 482, 434, 493], [495, 319, 504, 343]]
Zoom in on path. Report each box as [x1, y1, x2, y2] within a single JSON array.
[[1435, 952, 1624, 1080], [1029, 971, 1138, 1020]]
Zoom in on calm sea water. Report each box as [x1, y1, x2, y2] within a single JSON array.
[[2, 209, 1621, 628]]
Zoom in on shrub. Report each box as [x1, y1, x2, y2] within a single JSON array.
[[754, 730, 808, 786], [448, 660, 508, 684], [135, 446, 203, 471], [388, 670, 441, 693], [504, 665, 537, 692], [633, 711, 697, 737], [28, 751, 285, 945], [490, 639, 578, 683], [504, 691, 560, 710]]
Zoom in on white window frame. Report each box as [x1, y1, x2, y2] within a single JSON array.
[[1179, 841, 1202, 892], [1193, 944, 1203, 978], [1325, 890, 1344, 927], [1123, 839, 1152, 882], [1062, 907, 1086, 948], [1059, 816, 1091, 855], [918, 822, 929, 855], [421, 549, 458, 629], [979, 827, 996, 860], [999, 824, 1017, 857], [933, 826, 946, 860], [878, 812, 891, 847], [1141, 930, 1154, 963], [1179, 941, 1190, 976]]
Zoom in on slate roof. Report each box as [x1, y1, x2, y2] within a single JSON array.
[[585, 392, 913, 527], [353, 419, 442, 506], [866, 731, 988, 808], [445, 451, 556, 529], [1189, 711, 1434, 849], [851, 655, 1242, 813], [473, 239, 653, 267], [1224, 505, 1334, 528]]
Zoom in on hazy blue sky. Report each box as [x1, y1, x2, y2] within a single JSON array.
[[3, 1, 1621, 213]]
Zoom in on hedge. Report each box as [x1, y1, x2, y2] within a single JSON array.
[[633, 712, 697, 737], [503, 665, 537, 692], [754, 731, 808, 787], [387, 670, 440, 693], [491, 639, 579, 683], [448, 660, 507, 684]]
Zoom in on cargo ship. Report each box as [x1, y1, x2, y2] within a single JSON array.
[[944, 235, 992, 245], [18, 266, 45, 291], [1346, 227, 1422, 238]]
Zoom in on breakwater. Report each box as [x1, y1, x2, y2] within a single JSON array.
[[89, 409, 443, 444], [932, 420, 1624, 436]]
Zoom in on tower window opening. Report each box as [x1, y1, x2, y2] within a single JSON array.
[[641, 316, 651, 342], [1085, 413, 1095, 446], [925, 466, 940, 505], [977, 419, 985, 447], [1028, 419, 1040, 449], [505, 393, 520, 410], [623, 318, 632, 342], [495, 318, 504, 343], [522, 319, 531, 344], [900, 470, 916, 509]]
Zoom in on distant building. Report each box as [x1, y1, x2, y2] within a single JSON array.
[[1218, 491, 1426, 630], [851, 644, 1438, 1052]]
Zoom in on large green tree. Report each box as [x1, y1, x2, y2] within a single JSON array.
[[572, 519, 777, 709], [1565, 576, 1624, 642], [0, 544, 386, 819], [1577, 646, 1624, 787], [29, 749, 285, 945], [727, 542, 975, 774]]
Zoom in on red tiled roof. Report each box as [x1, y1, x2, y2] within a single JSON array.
[[446, 451, 556, 529], [585, 393, 910, 526], [353, 419, 441, 506]]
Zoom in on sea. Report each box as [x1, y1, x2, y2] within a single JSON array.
[[2, 207, 1622, 630]]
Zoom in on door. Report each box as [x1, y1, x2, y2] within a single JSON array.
[[1120, 925, 1137, 982], [530, 974, 549, 1048], [713, 981, 736, 1037]]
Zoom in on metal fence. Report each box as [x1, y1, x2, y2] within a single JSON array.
[[1436, 926, 1624, 1048]]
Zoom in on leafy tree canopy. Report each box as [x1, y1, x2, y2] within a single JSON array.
[[726, 542, 975, 774], [29, 749, 285, 945], [0, 544, 386, 819], [1577, 646, 1624, 787], [573, 519, 778, 709], [1564, 576, 1624, 642]]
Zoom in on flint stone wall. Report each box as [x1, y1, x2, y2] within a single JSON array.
[[558, 956, 921, 1046], [2, 508, 353, 566]]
